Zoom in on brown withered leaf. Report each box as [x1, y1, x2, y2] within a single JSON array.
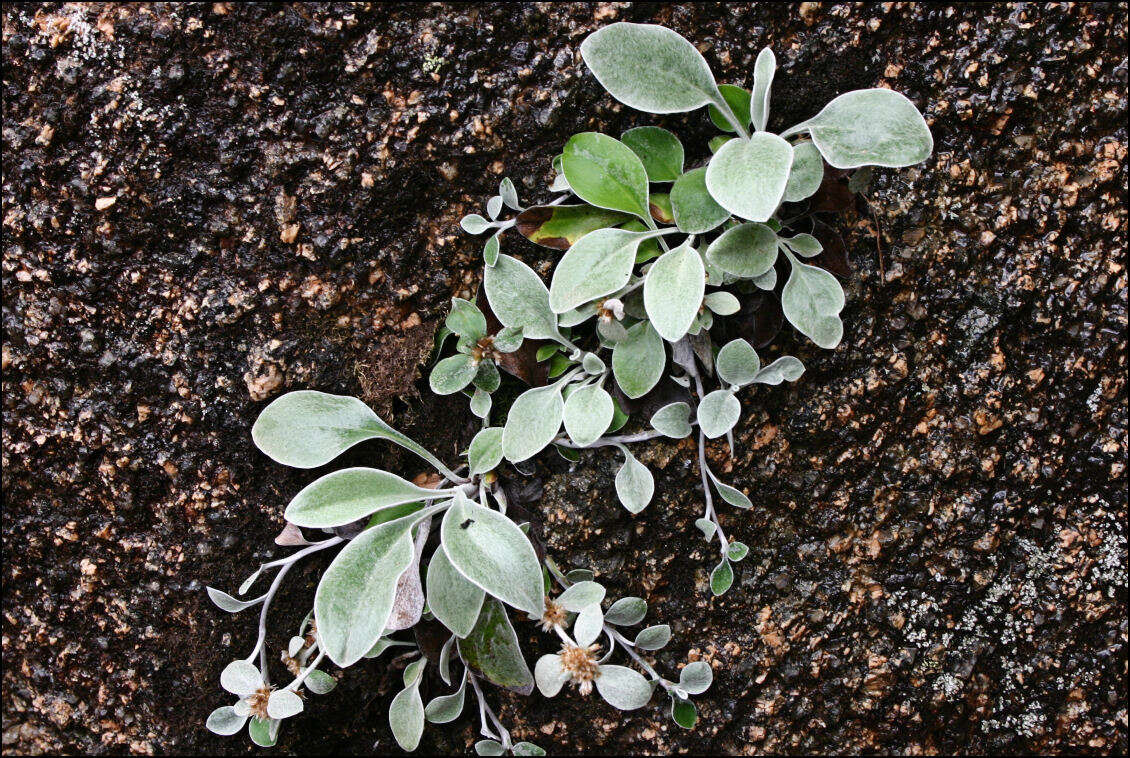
[[515, 204, 631, 250]]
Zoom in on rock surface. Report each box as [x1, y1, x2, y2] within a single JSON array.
[[3, 2, 1126, 755]]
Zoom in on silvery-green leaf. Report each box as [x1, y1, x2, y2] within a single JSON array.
[[315, 509, 437, 667], [472, 360, 500, 394], [430, 353, 478, 395], [500, 177, 520, 209], [252, 391, 455, 477], [595, 664, 653, 710], [679, 660, 713, 694], [267, 689, 303, 720], [502, 383, 564, 462], [782, 233, 822, 257], [671, 696, 697, 729], [238, 566, 263, 595], [783, 88, 932, 169], [709, 84, 751, 133], [705, 222, 778, 278], [403, 656, 427, 688], [304, 669, 337, 695], [460, 213, 491, 235], [446, 297, 487, 339], [389, 682, 424, 752], [604, 596, 647, 626], [492, 326, 524, 353], [534, 654, 569, 697], [467, 427, 503, 476], [484, 254, 561, 341], [438, 634, 456, 686], [597, 318, 629, 343], [516, 205, 632, 250], [705, 133, 793, 222], [644, 242, 705, 342], [727, 542, 750, 562], [582, 352, 606, 374], [709, 471, 752, 509], [288, 636, 305, 658], [469, 388, 492, 419], [363, 637, 401, 659], [386, 519, 429, 633], [650, 401, 692, 439], [611, 321, 665, 399], [710, 559, 734, 595], [548, 228, 660, 313], [424, 677, 466, 724], [476, 739, 506, 756], [562, 132, 650, 220], [783, 140, 824, 202], [563, 384, 614, 448], [615, 447, 654, 514], [750, 47, 776, 132], [753, 267, 777, 290], [207, 587, 260, 613], [752, 355, 805, 385], [715, 339, 761, 387], [694, 517, 717, 539], [697, 390, 740, 439], [441, 496, 544, 615], [285, 467, 447, 528], [574, 603, 604, 647], [458, 598, 535, 693], [635, 624, 672, 650], [566, 568, 595, 583], [206, 706, 247, 736], [703, 291, 740, 316], [580, 22, 723, 115], [484, 233, 500, 266], [556, 580, 606, 612], [248, 717, 278, 748], [781, 251, 845, 349], [512, 743, 547, 757], [427, 546, 485, 638], [486, 195, 503, 221], [670, 167, 730, 234], [221, 660, 262, 697], [621, 126, 684, 183]]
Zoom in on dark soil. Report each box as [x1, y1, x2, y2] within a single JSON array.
[[3, 2, 1127, 755]]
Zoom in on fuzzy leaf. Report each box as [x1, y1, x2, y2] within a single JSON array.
[[706, 221, 778, 278], [611, 321, 665, 399], [750, 47, 776, 132], [785, 88, 932, 169], [752, 355, 805, 385], [206, 706, 247, 736], [635, 624, 672, 650], [650, 402, 692, 439], [679, 660, 714, 694], [207, 587, 261, 613], [783, 140, 824, 202], [556, 581, 606, 612], [574, 603, 604, 647], [705, 133, 793, 222], [697, 390, 740, 439], [781, 251, 845, 349], [549, 228, 660, 313], [703, 291, 740, 315], [615, 446, 654, 514], [671, 696, 697, 729], [446, 298, 487, 339], [424, 678, 466, 724], [563, 383, 615, 448], [431, 353, 479, 395], [427, 546, 485, 639], [441, 496, 544, 615], [604, 597, 647, 626], [595, 664, 653, 710], [467, 427, 504, 477], [535, 654, 570, 698], [252, 391, 453, 476], [715, 339, 761, 387], [389, 682, 425, 752], [502, 383, 565, 462], [484, 254, 561, 341], [285, 467, 446, 529], [267, 689, 303, 720], [710, 559, 734, 595], [580, 22, 723, 114], [643, 242, 705, 342]]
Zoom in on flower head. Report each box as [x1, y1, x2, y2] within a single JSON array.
[[558, 643, 601, 695], [539, 597, 568, 632]]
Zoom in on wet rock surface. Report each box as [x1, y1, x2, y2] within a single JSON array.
[[3, 3, 1126, 755]]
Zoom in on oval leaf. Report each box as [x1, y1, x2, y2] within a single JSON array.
[[515, 204, 631, 250], [705, 133, 793, 222], [611, 321, 665, 399], [644, 243, 705, 342], [563, 383, 615, 448], [580, 22, 722, 114], [468, 427, 504, 476], [595, 664, 653, 710], [458, 597, 535, 693], [750, 47, 776, 132], [389, 683, 425, 752], [788, 88, 932, 169], [670, 167, 730, 234], [427, 546, 486, 639], [484, 254, 561, 341], [634, 624, 672, 650], [752, 355, 805, 385], [615, 447, 654, 514], [705, 222, 778, 278], [715, 339, 761, 387], [549, 228, 657, 314], [650, 402, 692, 439], [285, 467, 446, 529], [621, 126, 684, 182], [697, 390, 740, 439], [604, 596, 647, 626], [502, 383, 565, 463], [441, 497, 544, 615], [425, 678, 467, 724], [781, 252, 845, 349], [562, 132, 650, 219], [430, 353, 478, 395], [678, 660, 713, 694], [783, 140, 824, 202]]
